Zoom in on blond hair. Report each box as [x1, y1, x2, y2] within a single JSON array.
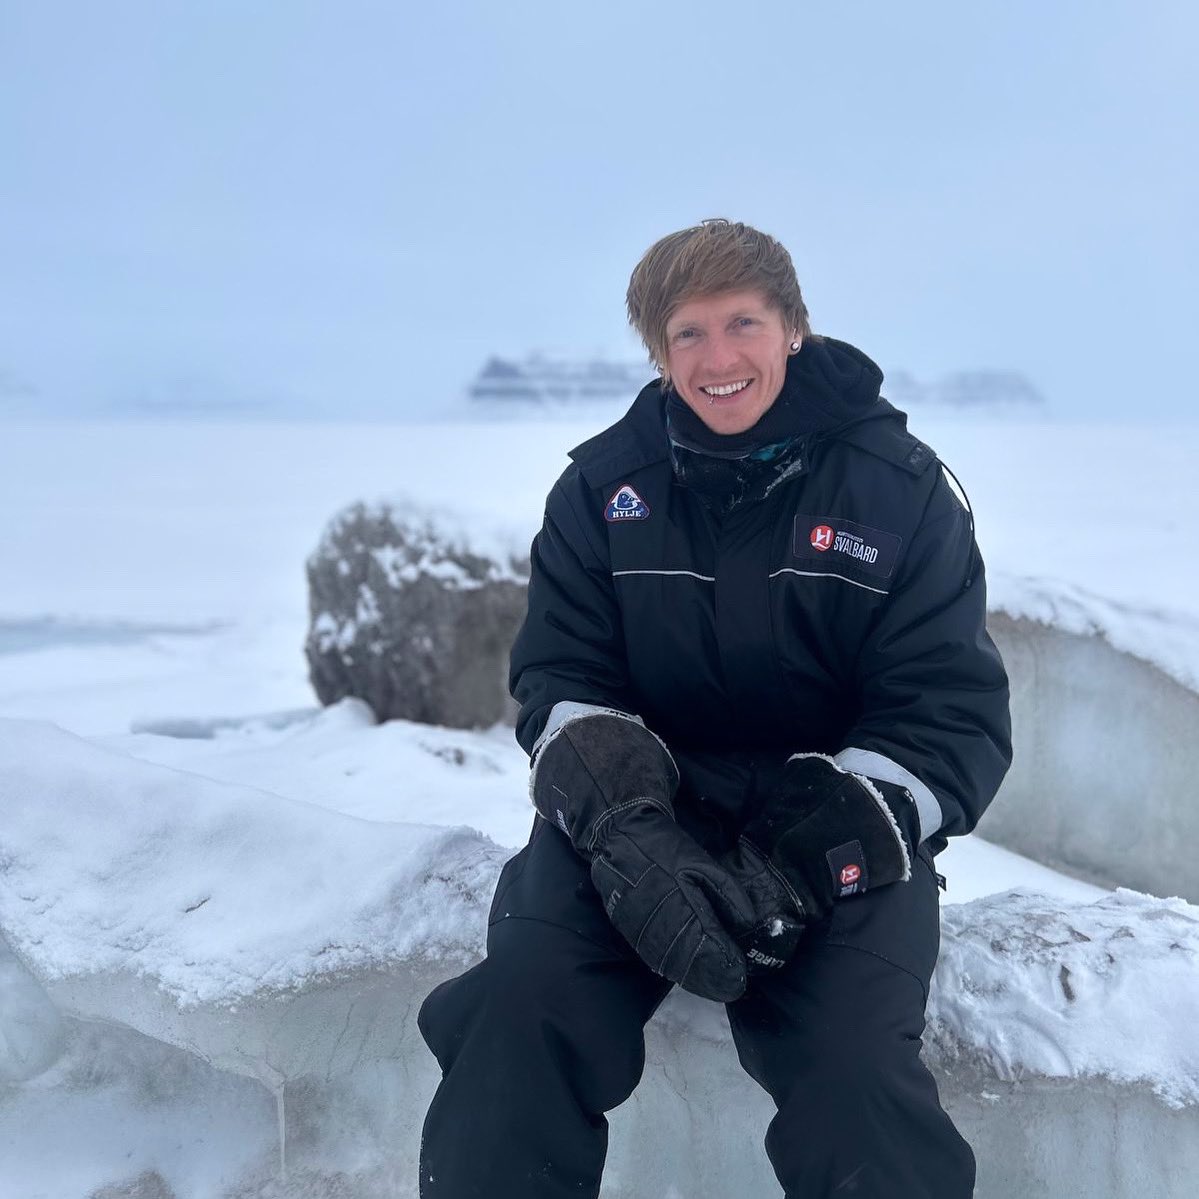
[[626, 218, 813, 383]]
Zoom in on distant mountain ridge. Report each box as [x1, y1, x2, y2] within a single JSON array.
[[467, 354, 1047, 411], [468, 354, 649, 404], [884, 369, 1045, 410], [0, 359, 1047, 420]]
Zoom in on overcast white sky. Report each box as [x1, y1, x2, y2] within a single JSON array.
[[1, 0, 1195, 419]]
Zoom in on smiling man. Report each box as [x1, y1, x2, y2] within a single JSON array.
[[417, 218, 1012, 1199]]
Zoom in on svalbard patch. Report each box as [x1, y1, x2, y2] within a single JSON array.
[[606, 484, 650, 522], [793, 515, 901, 579]]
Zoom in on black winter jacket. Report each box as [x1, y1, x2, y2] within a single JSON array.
[[509, 341, 1012, 856]]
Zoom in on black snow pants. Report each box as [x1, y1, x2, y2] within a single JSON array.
[[418, 810, 974, 1199]]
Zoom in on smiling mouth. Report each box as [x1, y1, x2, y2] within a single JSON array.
[[700, 378, 753, 398]]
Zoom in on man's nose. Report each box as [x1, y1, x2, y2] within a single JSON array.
[[700, 332, 740, 376]]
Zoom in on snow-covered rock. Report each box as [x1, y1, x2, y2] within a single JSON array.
[[305, 499, 530, 728]]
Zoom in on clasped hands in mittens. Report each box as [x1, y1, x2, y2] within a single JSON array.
[[530, 709, 756, 1002], [531, 719, 917, 996]]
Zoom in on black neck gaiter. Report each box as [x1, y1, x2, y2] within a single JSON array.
[[665, 337, 881, 512]]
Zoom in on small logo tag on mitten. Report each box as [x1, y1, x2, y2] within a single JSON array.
[[827, 840, 869, 897]]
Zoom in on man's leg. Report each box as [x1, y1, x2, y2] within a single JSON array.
[[726, 846, 974, 1198], [418, 819, 673, 1199]]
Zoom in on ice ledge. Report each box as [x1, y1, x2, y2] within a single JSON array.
[[7, 924, 1198, 1199], [989, 571, 1199, 697], [3, 719, 1199, 1195], [982, 609, 1199, 901], [4, 718, 1196, 1106]]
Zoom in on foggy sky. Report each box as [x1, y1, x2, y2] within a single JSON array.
[[1, 0, 1195, 419]]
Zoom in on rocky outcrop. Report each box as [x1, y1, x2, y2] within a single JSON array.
[[305, 501, 530, 728]]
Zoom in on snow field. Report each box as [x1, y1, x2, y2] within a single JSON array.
[[1, 415, 1198, 1196]]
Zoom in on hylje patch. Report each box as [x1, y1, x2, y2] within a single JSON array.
[[793, 516, 901, 579], [606, 484, 650, 522]]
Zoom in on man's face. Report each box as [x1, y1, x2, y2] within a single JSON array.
[[664, 289, 796, 436]]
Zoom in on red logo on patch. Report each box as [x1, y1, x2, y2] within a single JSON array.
[[840, 864, 862, 886], [810, 525, 834, 552]]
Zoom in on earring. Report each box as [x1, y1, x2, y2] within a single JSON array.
[[789, 341, 801, 353]]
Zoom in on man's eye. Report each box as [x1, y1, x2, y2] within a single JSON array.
[[674, 329, 697, 341], [736, 317, 756, 328]]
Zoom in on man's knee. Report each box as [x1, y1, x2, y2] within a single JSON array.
[[772, 1031, 921, 1121], [422, 918, 641, 1052], [418, 923, 563, 1058], [422, 916, 666, 1112]]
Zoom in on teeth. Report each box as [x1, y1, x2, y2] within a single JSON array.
[[701, 379, 751, 397]]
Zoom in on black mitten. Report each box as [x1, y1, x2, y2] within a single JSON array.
[[737, 753, 915, 926], [530, 708, 753, 1002], [717, 840, 806, 973]]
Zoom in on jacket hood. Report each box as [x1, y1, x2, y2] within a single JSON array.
[[785, 336, 938, 478], [787, 335, 886, 429]]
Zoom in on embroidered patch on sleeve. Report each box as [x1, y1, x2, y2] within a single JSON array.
[[793, 516, 901, 579]]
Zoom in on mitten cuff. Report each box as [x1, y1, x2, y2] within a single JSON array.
[[528, 702, 679, 851], [529, 701, 678, 802], [832, 746, 943, 843]]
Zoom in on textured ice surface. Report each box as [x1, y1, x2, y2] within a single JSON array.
[[0, 933, 66, 1083], [933, 888, 1199, 1108], [981, 612, 1199, 901]]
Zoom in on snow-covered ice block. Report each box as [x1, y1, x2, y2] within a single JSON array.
[[983, 605, 1199, 902], [932, 888, 1199, 1107], [3, 717, 1198, 1197], [0, 717, 505, 1093]]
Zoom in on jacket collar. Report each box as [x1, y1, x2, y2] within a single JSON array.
[[568, 338, 937, 492]]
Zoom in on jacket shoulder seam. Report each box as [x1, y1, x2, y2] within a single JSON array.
[[835, 432, 938, 477]]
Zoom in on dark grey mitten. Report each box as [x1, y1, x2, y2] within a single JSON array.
[[531, 709, 752, 1002]]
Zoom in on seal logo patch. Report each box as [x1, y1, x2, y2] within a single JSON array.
[[605, 484, 650, 522]]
